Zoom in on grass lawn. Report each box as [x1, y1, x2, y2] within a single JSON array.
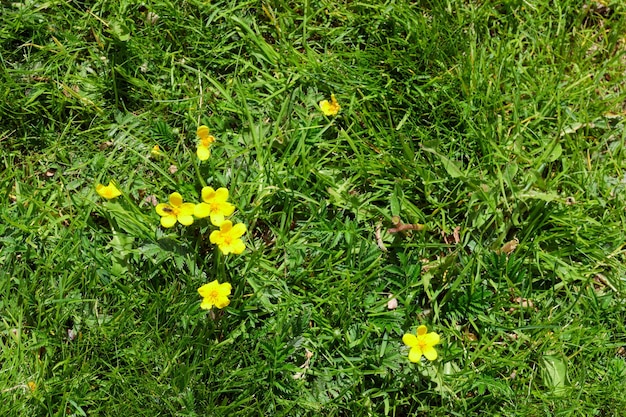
[[2, 0, 626, 415]]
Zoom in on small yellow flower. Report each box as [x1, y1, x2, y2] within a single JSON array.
[[319, 93, 341, 116], [196, 125, 216, 161], [402, 325, 441, 362], [95, 182, 122, 199], [27, 381, 36, 392], [198, 280, 232, 309], [210, 220, 246, 255], [194, 187, 236, 226], [151, 144, 162, 157], [155, 192, 196, 228]]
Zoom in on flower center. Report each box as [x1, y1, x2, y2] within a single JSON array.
[[417, 337, 428, 349], [208, 290, 219, 301]]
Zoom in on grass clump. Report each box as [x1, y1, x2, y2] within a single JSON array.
[[2, 0, 626, 416]]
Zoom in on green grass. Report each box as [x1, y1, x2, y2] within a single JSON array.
[[2, 0, 626, 415]]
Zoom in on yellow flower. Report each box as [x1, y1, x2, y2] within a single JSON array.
[[151, 144, 162, 157], [198, 280, 232, 309], [196, 125, 216, 161], [155, 192, 196, 228], [194, 187, 235, 226], [27, 381, 36, 392], [402, 325, 440, 362], [319, 93, 341, 116], [210, 220, 246, 255], [95, 182, 122, 199]]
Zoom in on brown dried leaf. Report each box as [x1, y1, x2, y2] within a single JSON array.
[[497, 238, 519, 255], [511, 297, 534, 309], [99, 140, 114, 150]]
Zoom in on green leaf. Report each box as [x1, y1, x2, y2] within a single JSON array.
[[109, 20, 131, 42], [545, 142, 562, 162], [390, 183, 402, 216], [422, 146, 464, 178], [541, 355, 567, 394]]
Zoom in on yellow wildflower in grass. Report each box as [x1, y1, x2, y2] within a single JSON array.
[[319, 93, 341, 116], [194, 186, 235, 226], [210, 220, 246, 255], [198, 279, 232, 309], [151, 144, 162, 157], [402, 325, 441, 362], [196, 125, 216, 161], [27, 381, 36, 392], [155, 192, 196, 228], [95, 182, 122, 199]]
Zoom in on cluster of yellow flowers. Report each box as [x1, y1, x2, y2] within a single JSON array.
[[154, 188, 245, 255], [95, 183, 246, 257], [94, 124, 248, 313]]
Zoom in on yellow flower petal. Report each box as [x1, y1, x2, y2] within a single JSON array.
[[214, 297, 230, 309], [179, 202, 196, 217], [424, 332, 440, 346], [197, 280, 217, 297], [194, 202, 211, 218], [160, 215, 177, 228], [423, 346, 438, 361], [156, 203, 172, 216], [197, 145, 211, 161], [201, 186, 216, 201], [230, 239, 246, 255], [218, 281, 232, 295], [197, 125, 210, 140], [216, 243, 230, 255], [200, 135, 215, 147], [417, 325, 428, 336], [231, 223, 247, 238], [169, 192, 184, 207], [222, 203, 236, 216], [214, 187, 229, 201], [209, 213, 225, 227], [402, 333, 418, 347], [220, 220, 233, 232], [177, 214, 194, 226], [408, 347, 423, 363], [209, 229, 220, 245]]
